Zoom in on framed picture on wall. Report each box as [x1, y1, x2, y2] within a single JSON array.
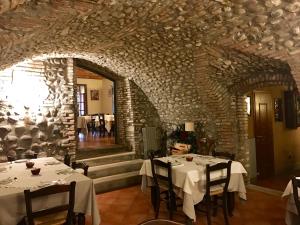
[[274, 98, 283, 121], [90, 90, 99, 100]]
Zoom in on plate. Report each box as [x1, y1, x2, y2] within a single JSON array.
[[0, 177, 13, 185], [14, 159, 27, 163], [44, 161, 61, 166], [171, 161, 183, 167], [0, 167, 7, 172]]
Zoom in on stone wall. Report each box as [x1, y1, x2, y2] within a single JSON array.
[[0, 58, 76, 162]]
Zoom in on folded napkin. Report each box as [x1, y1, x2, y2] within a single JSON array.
[[38, 179, 67, 188], [0, 177, 13, 185], [44, 161, 61, 166], [56, 168, 74, 175], [0, 167, 7, 172], [159, 157, 183, 167], [14, 159, 27, 163]]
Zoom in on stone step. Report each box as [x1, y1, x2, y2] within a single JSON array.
[[76, 144, 129, 160], [88, 159, 144, 179], [93, 171, 141, 194], [77, 152, 136, 167]]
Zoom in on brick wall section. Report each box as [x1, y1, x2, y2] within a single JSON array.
[[114, 79, 127, 146], [129, 81, 161, 158]]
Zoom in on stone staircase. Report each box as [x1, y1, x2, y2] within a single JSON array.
[[76, 151, 144, 193]]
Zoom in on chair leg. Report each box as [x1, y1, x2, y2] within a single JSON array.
[[151, 187, 160, 218], [168, 191, 176, 220], [227, 192, 235, 217], [222, 194, 230, 225], [206, 195, 212, 225], [212, 196, 218, 217], [78, 213, 85, 225]]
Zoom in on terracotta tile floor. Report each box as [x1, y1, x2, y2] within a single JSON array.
[[252, 170, 300, 191], [86, 185, 286, 225]]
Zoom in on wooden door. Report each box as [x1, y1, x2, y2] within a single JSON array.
[[254, 92, 275, 179]]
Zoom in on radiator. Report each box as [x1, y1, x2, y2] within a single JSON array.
[[142, 127, 160, 159]]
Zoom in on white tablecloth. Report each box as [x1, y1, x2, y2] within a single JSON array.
[[282, 179, 300, 225], [104, 114, 114, 132], [0, 157, 100, 225], [139, 154, 247, 221], [77, 116, 88, 134]]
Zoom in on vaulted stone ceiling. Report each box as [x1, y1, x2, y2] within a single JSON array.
[[1, 0, 300, 124]]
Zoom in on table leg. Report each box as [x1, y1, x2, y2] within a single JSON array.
[[78, 213, 85, 225], [185, 216, 193, 225], [227, 192, 235, 217]]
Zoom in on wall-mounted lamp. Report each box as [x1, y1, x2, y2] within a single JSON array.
[[185, 122, 195, 132], [245, 96, 251, 115]]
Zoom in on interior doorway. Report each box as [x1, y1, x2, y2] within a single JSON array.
[[248, 86, 300, 191], [75, 65, 120, 158]]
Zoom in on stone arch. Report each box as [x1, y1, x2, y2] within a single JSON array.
[[228, 73, 296, 95]]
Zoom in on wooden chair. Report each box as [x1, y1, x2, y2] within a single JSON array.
[[64, 153, 89, 176], [25, 153, 38, 159], [211, 150, 235, 216], [138, 219, 185, 225], [7, 155, 16, 162], [196, 161, 232, 225], [64, 152, 71, 166], [148, 149, 166, 158], [90, 114, 98, 135], [98, 113, 106, 137], [150, 153, 180, 220], [19, 181, 76, 225], [212, 150, 235, 160], [292, 176, 300, 217], [71, 162, 89, 176]]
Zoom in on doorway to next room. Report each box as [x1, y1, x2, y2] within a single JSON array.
[[247, 86, 300, 192], [75, 66, 121, 159]]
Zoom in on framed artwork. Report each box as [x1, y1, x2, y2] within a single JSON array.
[[90, 90, 99, 100], [274, 98, 283, 121]]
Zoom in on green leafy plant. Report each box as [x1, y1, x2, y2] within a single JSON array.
[[168, 124, 197, 153]]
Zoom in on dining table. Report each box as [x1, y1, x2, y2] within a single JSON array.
[[282, 178, 300, 225], [77, 116, 89, 134], [139, 153, 247, 221], [0, 157, 101, 225]]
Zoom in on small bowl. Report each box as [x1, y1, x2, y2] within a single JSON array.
[[186, 156, 193, 162], [31, 168, 41, 175], [26, 161, 35, 169]]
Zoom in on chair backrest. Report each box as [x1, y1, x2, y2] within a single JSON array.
[[24, 181, 76, 225], [292, 176, 300, 216], [148, 149, 166, 158], [138, 219, 184, 225], [25, 153, 38, 159], [71, 162, 89, 176], [206, 161, 232, 195], [7, 155, 16, 162], [64, 152, 71, 166], [149, 153, 173, 193], [212, 150, 235, 160], [98, 113, 105, 125]]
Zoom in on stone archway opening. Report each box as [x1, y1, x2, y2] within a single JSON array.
[[233, 74, 298, 191], [74, 60, 123, 159]]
